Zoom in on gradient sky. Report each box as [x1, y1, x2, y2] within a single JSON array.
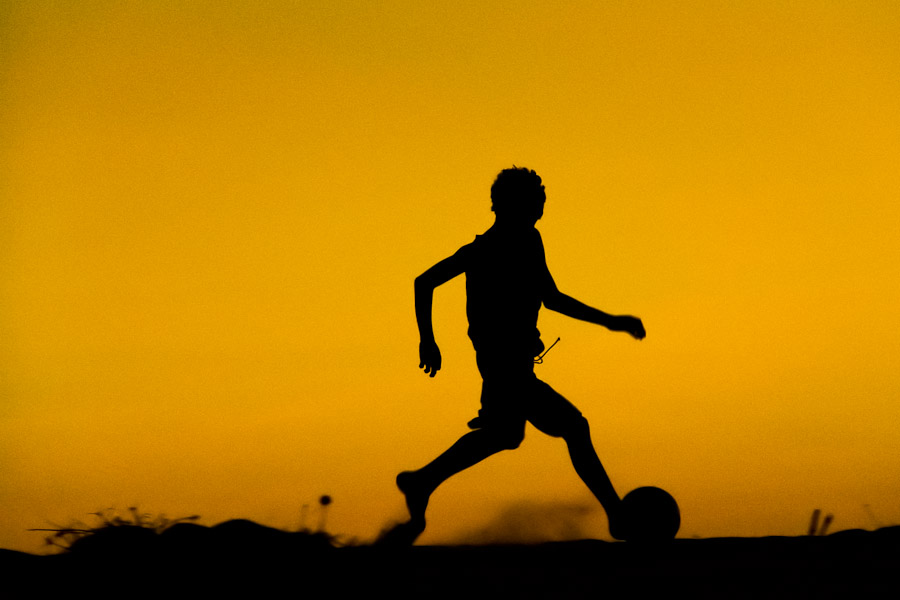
[[2, 1, 899, 552]]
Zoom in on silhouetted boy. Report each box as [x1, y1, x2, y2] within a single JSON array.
[[397, 167, 645, 542]]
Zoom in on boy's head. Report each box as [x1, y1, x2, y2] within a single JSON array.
[[490, 167, 546, 224]]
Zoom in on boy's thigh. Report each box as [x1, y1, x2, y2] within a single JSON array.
[[523, 379, 584, 438], [474, 378, 528, 430]]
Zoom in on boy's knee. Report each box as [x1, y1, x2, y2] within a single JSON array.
[[490, 426, 525, 450], [561, 414, 591, 440]]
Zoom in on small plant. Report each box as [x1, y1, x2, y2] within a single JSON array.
[[298, 494, 335, 533], [318, 495, 332, 532], [807, 509, 833, 536], [31, 506, 200, 552]]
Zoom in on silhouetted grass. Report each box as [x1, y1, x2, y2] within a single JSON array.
[[30, 506, 201, 553]]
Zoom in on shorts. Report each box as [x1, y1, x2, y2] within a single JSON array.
[[468, 351, 583, 438]]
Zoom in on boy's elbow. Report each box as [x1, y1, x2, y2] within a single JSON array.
[[415, 273, 434, 292]]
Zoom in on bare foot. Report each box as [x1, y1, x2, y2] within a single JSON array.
[[609, 518, 629, 541], [396, 471, 431, 526], [607, 506, 630, 541], [374, 519, 426, 547]]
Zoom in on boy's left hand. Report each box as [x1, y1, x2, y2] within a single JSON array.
[[618, 316, 646, 340]]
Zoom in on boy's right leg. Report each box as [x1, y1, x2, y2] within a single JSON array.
[[559, 417, 629, 540], [525, 379, 629, 540], [398, 425, 525, 526]]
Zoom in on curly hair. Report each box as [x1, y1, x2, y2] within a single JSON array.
[[490, 166, 546, 219]]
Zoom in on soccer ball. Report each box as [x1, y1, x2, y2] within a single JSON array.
[[621, 486, 680, 542]]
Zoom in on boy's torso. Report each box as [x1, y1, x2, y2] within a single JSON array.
[[462, 227, 549, 356]]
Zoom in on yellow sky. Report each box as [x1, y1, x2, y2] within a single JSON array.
[[2, 1, 899, 551]]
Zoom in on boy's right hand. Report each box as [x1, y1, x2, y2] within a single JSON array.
[[419, 340, 442, 377]]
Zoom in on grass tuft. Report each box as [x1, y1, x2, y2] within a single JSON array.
[[30, 507, 200, 552]]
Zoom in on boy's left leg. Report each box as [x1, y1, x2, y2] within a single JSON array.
[[397, 422, 526, 528]]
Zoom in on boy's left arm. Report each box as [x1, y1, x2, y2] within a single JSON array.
[[538, 240, 646, 340], [544, 287, 646, 339]]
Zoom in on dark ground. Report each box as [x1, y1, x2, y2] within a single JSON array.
[[3, 521, 898, 598]]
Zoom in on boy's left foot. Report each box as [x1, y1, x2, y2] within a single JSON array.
[[396, 471, 431, 525], [374, 519, 426, 547]]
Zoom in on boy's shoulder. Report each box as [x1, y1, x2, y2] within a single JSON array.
[[465, 226, 544, 245], [453, 227, 545, 265]]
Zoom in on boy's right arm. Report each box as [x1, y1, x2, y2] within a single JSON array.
[[414, 248, 468, 377]]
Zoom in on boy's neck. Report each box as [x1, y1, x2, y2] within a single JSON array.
[[490, 218, 538, 235]]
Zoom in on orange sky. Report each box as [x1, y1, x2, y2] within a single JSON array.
[[2, 1, 899, 552]]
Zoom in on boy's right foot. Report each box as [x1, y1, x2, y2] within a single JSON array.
[[607, 506, 630, 541], [396, 471, 431, 526], [609, 518, 629, 541]]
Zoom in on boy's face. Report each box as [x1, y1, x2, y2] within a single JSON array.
[[523, 200, 545, 226], [494, 196, 545, 227], [507, 200, 544, 227]]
